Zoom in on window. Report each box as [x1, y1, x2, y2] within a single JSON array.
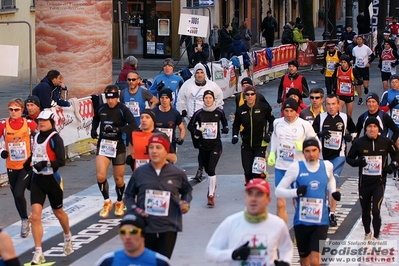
[[1, 0, 16, 9]]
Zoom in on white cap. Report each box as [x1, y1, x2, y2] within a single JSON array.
[[37, 110, 54, 120]]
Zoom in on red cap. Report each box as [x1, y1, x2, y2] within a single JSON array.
[[246, 178, 271, 194]]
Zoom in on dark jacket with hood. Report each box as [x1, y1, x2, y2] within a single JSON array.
[[32, 76, 56, 109], [281, 24, 294, 44]]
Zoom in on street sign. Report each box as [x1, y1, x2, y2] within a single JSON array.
[[199, 0, 214, 6], [178, 13, 209, 38]]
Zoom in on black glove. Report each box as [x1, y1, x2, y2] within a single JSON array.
[[320, 68, 325, 75], [343, 133, 353, 142], [318, 130, 331, 139], [296, 185, 307, 197], [91, 130, 98, 139], [232, 136, 239, 144], [232, 241, 250, 261], [332, 191, 341, 201], [1, 150, 9, 159], [355, 157, 368, 167], [221, 127, 229, 134], [104, 125, 120, 133], [392, 62, 397, 67], [275, 260, 290, 266], [156, 81, 165, 91], [389, 98, 399, 109], [263, 133, 271, 143], [384, 162, 397, 174], [181, 110, 187, 118], [194, 130, 203, 139], [277, 98, 282, 104], [33, 161, 48, 172], [175, 137, 184, 145]]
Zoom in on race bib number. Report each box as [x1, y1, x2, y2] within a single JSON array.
[[145, 189, 171, 216], [8, 142, 27, 161], [339, 82, 352, 94], [98, 139, 117, 158], [324, 131, 342, 150], [278, 144, 295, 162], [125, 102, 140, 117], [252, 157, 266, 174], [159, 128, 173, 142], [382, 61, 393, 73], [202, 122, 218, 139], [327, 62, 336, 71], [135, 159, 150, 169], [356, 57, 366, 67], [391, 108, 399, 124], [299, 197, 323, 223], [362, 156, 382, 176]]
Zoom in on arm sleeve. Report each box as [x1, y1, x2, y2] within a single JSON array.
[[301, 76, 310, 98], [388, 140, 399, 163], [124, 173, 138, 211], [277, 77, 284, 102], [149, 77, 159, 96], [275, 163, 300, 198], [379, 91, 390, 112], [232, 109, 241, 136], [92, 106, 100, 132], [187, 111, 198, 133], [346, 139, 360, 167], [385, 114, 399, 142], [119, 107, 139, 133], [178, 171, 193, 202], [50, 134, 66, 172], [277, 224, 294, 263], [346, 115, 357, 134], [269, 120, 278, 153], [204, 218, 235, 263], [214, 86, 224, 109], [266, 106, 275, 134], [176, 84, 187, 113], [355, 115, 364, 138], [219, 109, 228, 129], [325, 161, 337, 194], [312, 115, 321, 134]]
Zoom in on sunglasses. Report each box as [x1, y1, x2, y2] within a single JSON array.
[[310, 96, 321, 100], [245, 93, 256, 96], [9, 108, 22, 112], [119, 228, 142, 236], [127, 78, 138, 82]]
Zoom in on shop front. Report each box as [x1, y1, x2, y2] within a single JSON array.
[[126, 0, 174, 58]]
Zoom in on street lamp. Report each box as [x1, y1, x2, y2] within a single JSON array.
[[322, 0, 331, 40]]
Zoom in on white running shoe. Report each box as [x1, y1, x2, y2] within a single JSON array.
[[31, 251, 45, 265], [63, 239, 73, 255]]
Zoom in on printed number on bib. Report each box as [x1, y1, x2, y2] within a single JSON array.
[[8, 142, 27, 161], [202, 122, 218, 139], [145, 189, 170, 216], [324, 131, 342, 150], [252, 157, 266, 174], [278, 145, 295, 162], [99, 139, 117, 158], [125, 102, 140, 117], [159, 128, 173, 143], [299, 197, 323, 223], [362, 156, 382, 176]]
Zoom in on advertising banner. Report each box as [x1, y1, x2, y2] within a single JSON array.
[[35, 0, 113, 98]]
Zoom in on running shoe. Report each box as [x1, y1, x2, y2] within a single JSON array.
[[115, 201, 125, 217], [364, 87, 369, 94], [63, 238, 73, 255], [329, 214, 337, 227], [31, 251, 45, 265], [358, 98, 363, 105], [193, 168, 203, 182], [99, 199, 113, 218], [364, 232, 373, 241], [21, 218, 31, 238]]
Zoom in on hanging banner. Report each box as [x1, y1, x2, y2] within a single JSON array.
[[0, 45, 19, 77], [178, 13, 209, 37], [35, 0, 113, 98]]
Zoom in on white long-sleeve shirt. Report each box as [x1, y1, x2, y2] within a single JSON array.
[[205, 211, 293, 265], [270, 116, 318, 170]]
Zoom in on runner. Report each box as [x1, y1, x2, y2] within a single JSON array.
[[91, 85, 138, 218], [321, 42, 341, 94], [312, 94, 357, 227], [29, 110, 73, 265], [205, 178, 292, 265], [94, 210, 170, 266], [124, 132, 193, 259], [346, 117, 399, 240], [0, 98, 37, 238], [232, 85, 274, 184], [268, 98, 317, 223], [188, 90, 228, 206], [277, 60, 309, 105], [276, 138, 340, 266]]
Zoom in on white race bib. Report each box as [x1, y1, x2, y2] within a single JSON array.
[[145, 189, 171, 216], [98, 139, 117, 158], [125, 102, 140, 117], [362, 156, 382, 176], [299, 197, 323, 223], [339, 82, 352, 94], [8, 142, 27, 161], [252, 157, 266, 174], [135, 159, 150, 169], [324, 131, 342, 150], [382, 61, 393, 73], [202, 122, 218, 139], [158, 128, 173, 142], [391, 108, 399, 124], [278, 144, 295, 162]]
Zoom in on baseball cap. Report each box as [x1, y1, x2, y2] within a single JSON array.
[[244, 85, 256, 93], [37, 110, 54, 120], [246, 178, 271, 194], [282, 98, 298, 112], [241, 77, 253, 86], [26, 95, 41, 108], [119, 210, 146, 230]]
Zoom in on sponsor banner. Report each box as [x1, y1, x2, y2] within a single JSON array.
[[320, 239, 398, 265], [253, 45, 295, 77]]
